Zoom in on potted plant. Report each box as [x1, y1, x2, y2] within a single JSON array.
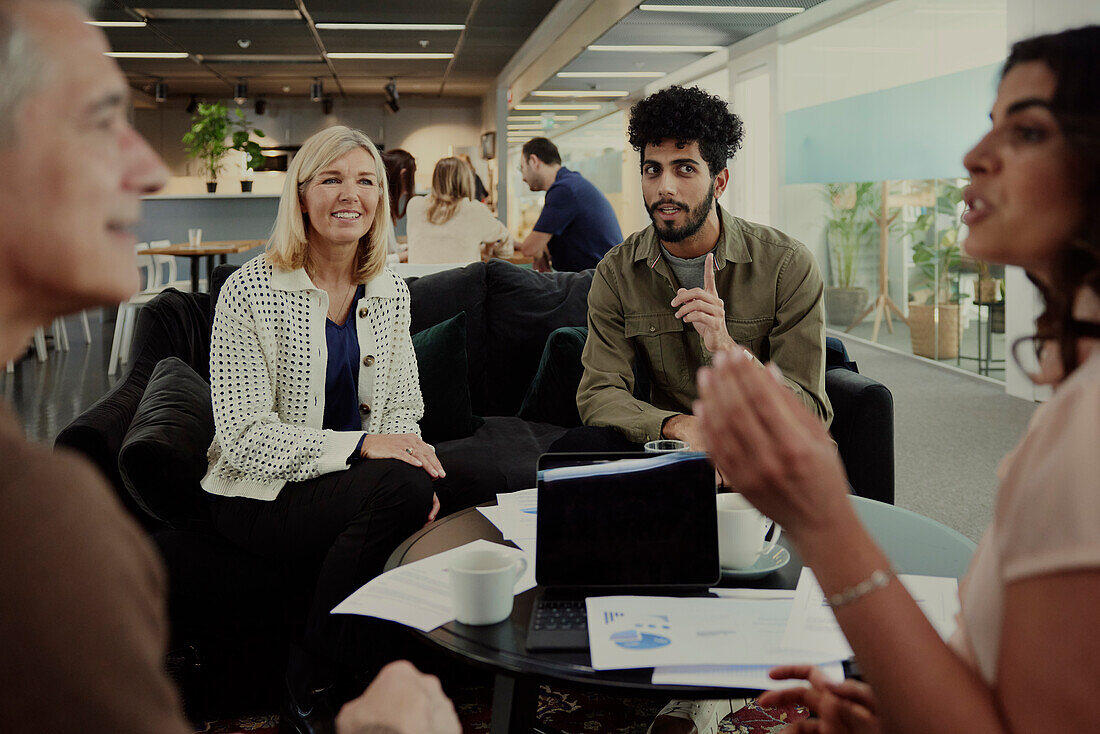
[[907, 181, 965, 359], [823, 182, 875, 326], [182, 102, 264, 193], [231, 118, 265, 193]]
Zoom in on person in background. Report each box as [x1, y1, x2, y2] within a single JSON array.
[[202, 125, 449, 733], [517, 136, 622, 272], [381, 148, 416, 263], [0, 2, 459, 734], [406, 156, 513, 265], [698, 25, 1100, 734], [456, 152, 490, 203]]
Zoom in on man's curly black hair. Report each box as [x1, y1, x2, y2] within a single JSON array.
[[627, 85, 744, 177]]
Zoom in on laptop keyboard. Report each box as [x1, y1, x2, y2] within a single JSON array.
[[530, 599, 588, 632]]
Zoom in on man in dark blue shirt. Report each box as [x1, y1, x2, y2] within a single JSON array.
[[517, 137, 622, 272]]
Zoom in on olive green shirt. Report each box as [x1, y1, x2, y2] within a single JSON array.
[[578, 207, 832, 444]]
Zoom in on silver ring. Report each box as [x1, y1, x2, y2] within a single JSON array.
[[405, 447, 415, 455]]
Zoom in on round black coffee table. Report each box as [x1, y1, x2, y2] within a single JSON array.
[[385, 498, 974, 734]]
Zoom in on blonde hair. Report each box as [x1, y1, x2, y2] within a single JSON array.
[[266, 125, 391, 282], [425, 156, 474, 225]]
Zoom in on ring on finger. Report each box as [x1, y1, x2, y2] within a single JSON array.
[[405, 447, 415, 455]]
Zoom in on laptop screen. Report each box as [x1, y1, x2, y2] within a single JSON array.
[[535, 452, 720, 588]]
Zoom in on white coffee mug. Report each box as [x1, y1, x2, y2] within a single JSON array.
[[448, 548, 528, 626], [716, 493, 782, 569]]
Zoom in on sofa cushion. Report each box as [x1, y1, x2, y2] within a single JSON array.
[[412, 311, 483, 443], [118, 357, 214, 528], [406, 263, 490, 414], [482, 260, 593, 416]]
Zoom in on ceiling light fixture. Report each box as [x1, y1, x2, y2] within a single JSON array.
[[310, 78, 324, 102], [507, 115, 579, 122], [514, 103, 603, 111], [587, 44, 722, 53], [639, 4, 804, 13], [154, 80, 166, 102], [322, 97, 334, 115], [105, 51, 189, 59], [556, 71, 665, 78], [315, 23, 465, 31], [530, 90, 629, 98], [86, 20, 148, 28], [327, 52, 453, 60], [233, 79, 248, 105]]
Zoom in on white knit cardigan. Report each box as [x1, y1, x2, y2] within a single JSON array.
[[201, 254, 424, 501]]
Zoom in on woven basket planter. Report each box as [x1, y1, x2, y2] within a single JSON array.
[[909, 303, 961, 359]]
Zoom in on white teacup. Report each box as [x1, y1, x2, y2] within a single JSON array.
[[716, 493, 782, 570], [448, 548, 527, 626]]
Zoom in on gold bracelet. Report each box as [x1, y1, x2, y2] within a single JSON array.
[[825, 568, 894, 608]]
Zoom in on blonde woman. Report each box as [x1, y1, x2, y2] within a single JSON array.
[[201, 125, 445, 730], [405, 156, 512, 264]]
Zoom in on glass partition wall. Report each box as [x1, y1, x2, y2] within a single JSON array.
[[817, 178, 1005, 377]]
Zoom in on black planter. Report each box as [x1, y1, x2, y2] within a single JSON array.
[[240, 180, 253, 193], [205, 181, 217, 193]]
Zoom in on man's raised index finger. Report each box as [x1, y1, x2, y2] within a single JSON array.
[[704, 251, 717, 293]]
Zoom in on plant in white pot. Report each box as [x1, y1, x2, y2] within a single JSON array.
[[823, 182, 876, 326]]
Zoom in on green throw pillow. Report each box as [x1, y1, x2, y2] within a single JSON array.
[[517, 326, 588, 428], [412, 311, 484, 443]]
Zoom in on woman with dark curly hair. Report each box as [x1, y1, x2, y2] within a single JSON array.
[[697, 25, 1100, 734]]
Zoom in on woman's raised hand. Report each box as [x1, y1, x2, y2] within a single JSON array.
[[361, 433, 446, 480], [694, 349, 851, 541]]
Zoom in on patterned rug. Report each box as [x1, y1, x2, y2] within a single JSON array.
[[195, 683, 808, 733]]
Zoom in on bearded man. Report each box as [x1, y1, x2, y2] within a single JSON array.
[[571, 85, 831, 457]]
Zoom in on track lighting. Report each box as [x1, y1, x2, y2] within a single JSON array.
[[310, 78, 324, 102], [233, 79, 248, 105], [154, 80, 166, 103], [384, 79, 399, 113]]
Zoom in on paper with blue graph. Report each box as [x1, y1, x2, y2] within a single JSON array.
[[585, 596, 847, 671]]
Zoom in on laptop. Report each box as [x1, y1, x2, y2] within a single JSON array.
[[525, 451, 720, 652]]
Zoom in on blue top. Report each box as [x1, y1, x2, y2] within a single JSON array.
[[324, 285, 367, 457], [533, 167, 622, 272]]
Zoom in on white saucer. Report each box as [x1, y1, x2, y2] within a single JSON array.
[[720, 546, 791, 580]]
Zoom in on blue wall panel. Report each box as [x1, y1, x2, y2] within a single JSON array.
[[784, 63, 1000, 184]]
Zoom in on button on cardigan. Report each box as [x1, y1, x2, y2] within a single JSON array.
[[201, 254, 424, 501]]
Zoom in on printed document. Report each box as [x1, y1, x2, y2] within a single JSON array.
[[331, 539, 536, 631], [782, 567, 960, 658], [494, 487, 538, 541], [652, 660, 845, 690], [585, 596, 845, 670]]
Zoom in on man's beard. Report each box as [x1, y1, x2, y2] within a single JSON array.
[[647, 185, 715, 243]]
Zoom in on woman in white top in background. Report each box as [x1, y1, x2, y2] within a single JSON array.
[[405, 156, 513, 265]]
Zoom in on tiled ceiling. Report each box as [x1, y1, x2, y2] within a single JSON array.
[[92, 0, 561, 100]]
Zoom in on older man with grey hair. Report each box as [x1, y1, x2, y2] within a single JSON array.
[[0, 2, 459, 733]]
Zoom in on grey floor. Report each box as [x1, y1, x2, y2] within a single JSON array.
[[3, 312, 1035, 543], [843, 313, 1006, 382], [836, 331, 1036, 541]]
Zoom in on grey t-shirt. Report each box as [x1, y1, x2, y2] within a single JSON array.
[[660, 245, 716, 291]]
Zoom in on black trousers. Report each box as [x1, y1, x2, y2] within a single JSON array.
[[548, 425, 644, 453], [208, 458, 434, 693]]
